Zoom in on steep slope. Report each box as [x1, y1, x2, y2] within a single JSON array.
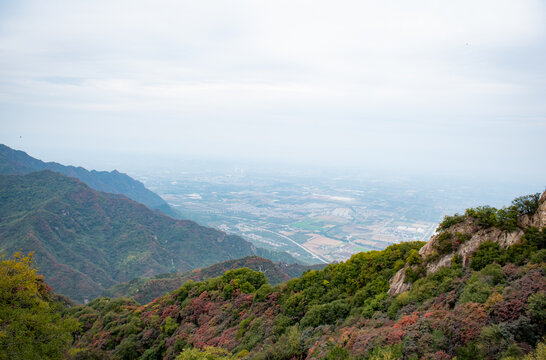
[[67, 191, 545, 360], [0, 144, 178, 218], [0, 171, 297, 303], [103, 256, 327, 304]]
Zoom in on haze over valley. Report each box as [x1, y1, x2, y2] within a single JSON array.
[[135, 165, 541, 264]]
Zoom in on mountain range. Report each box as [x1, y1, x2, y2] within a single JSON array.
[[0, 144, 178, 218], [0, 170, 297, 303]]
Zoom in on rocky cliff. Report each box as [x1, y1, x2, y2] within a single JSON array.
[[389, 190, 546, 295]]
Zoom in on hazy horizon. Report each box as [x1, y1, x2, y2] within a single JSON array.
[[1, 1, 545, 184]]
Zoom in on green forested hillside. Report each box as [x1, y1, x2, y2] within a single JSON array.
[[64, 192, 546, 359], [0, 144, 178, 218], [103, 256, 327, 304], [0, 171, 297, 303]]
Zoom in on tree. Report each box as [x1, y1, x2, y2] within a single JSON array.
[[0, 252, 79, 360], [511, 193, 541, 215]]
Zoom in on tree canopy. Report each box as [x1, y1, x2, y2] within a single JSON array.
[[0, 252, 78, 360]]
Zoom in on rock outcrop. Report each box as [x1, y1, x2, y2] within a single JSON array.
[[389, 190, 546, 296]]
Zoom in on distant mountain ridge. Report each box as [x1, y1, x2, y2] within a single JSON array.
[[0, 144, 178, 218], [103, 255, 326, 304], [0, 171, 298, 303]]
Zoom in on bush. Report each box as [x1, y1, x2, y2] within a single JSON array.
[[470, 242, 505, 271], [530, 249, 546, 264], [176, 346, 233, 360], [456, 341, 484, 360], [480, 325, 510, 360], [438, 213, 466, 230], [480, 264, 505, 286], [115, 334, 139, 360], [404, 266, 425, 284], [300, 300, 350, 328], [407, 249, 422, 265], [253, 283, 272, 303], [366, 343, 403, 360], [526, 292, 546, 326], [162, 316, 178, 336], [324, 346, 352, 359], [221, 268, 267, 295], [466, 206, 499, 228], [436, 232, 454, 254], [265, 326, 304, 360], [459, 273, 492, 304]]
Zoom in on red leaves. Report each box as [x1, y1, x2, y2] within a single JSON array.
[[393, 313, 418, 329], [161, 304, 181, 321]]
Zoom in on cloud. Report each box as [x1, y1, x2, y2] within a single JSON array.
[[0, 0, 545, 180]]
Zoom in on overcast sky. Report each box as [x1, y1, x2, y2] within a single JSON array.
[[0, 0, 545, 182]]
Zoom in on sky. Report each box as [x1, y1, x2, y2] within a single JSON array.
[[0, 0, 545, 183]]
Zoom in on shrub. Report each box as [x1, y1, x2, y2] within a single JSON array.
[[253, 283, 272, 303], [480, 325, 510, 360], [470, 242, 505, 271], [221, 268, 267, 295], [452, 254, 463, 267], [466, 206, 499, 228], [480, 263, 505, 286], [162, 316, 178, 336], [407, 249, 422, 265], [438, 213, 466, 230], [265, 326, 304, 360], [176, 346, 233, 360], [459, 273, 492, 304], [366, 343, 403, 360], [324, 346, 352, 360], [404, 266, 425, 284], [436, 232, 454, 254], [526, 292, 546, 326], [456, 341, 483, 360], [496, 208, 519, 231], [115, 334, 139, 360], [530, 249, 546, 264], [300, 300, 350, 328]]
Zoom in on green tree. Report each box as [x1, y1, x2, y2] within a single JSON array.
[[0, 252, 79, 360], [511, 193, 541, 215]]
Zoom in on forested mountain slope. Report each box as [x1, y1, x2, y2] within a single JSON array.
[[0, 144, 178, 218], [66, 191, 546, 359], [103, 256, 326, 305], [0, 171, 297, 303]]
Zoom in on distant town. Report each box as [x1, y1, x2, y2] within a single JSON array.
[[137, 168, 530, 264]]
